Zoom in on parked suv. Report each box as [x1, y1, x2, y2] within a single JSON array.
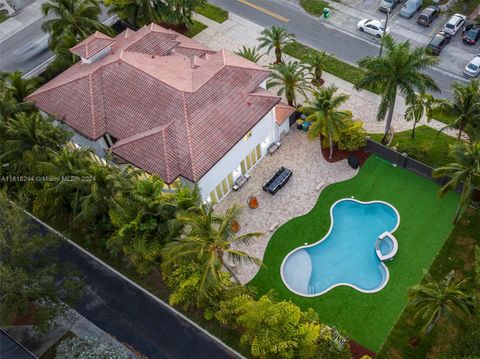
[[380, 0, 400, 12], [427, 32, 451, 55], [417, 6, 440, 26], [443, 14, 467, 35], [464, 56, 480, 77]]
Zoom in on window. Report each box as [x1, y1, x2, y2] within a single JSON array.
[[243, 130, 253, 142], [209, 190, 218, 204], [256, 144, 261, 160]]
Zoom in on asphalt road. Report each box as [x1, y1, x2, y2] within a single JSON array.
[[29, 218, 239, 359], [209, 0, 466, 99]]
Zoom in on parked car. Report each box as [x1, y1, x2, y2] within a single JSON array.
[[443, 13, 467, 35], [357, 19, 390, 38], [463, 25, 480, 44], [417, 6, 440, 26], [464, 56, 480, 77], [427, 32, 451, 55], [400, 0, 422, 18], [379, 0, 401, 12]]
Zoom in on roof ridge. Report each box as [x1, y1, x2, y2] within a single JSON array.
[[112, 124, 171, 148], [180, 91, 197, 178], [161, 129, 172, 182]]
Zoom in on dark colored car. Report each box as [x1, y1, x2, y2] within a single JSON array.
[[417, 6, 440, 26], [427, 32, 451, 55], [463, 25, 480, 44]]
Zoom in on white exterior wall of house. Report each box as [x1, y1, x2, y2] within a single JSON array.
[[197, 109, 276, 202], [277, 118, 291, 138]]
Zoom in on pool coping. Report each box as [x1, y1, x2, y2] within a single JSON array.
[[280, 198, 401, 297]]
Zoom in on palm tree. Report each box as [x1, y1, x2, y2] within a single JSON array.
[[257, 25, 295, 64], [42, 0, 113, 42], [267, 61, 310, 107], [0, 77, 32, 122], [46, 32, 80, 75], [303, 49, 327, 85], [161, 0, 207, 27], [408, 270, 475, 336], [161, 204, 262, 295], [438, 79, 480, 141], [234, 46, 263, 63], [404, 92, 437, 139], [355, 35, 439, 143], [300, 85, 350, 159], [433, 141, 480, 223], [107, 0, 162, 28], [5, 71, 43, 103]]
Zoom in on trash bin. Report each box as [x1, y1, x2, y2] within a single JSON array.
[[323, 8, 330, 18]]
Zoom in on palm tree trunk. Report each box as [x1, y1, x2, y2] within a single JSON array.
[[286, 90, 294, 107], [457, 128, 463, 141], [275, 46, 282, 64], [411, 120, 417, 139], [220, 257, 241, 284], [328, 132, 334, 160], [382, 100, 396, 144]]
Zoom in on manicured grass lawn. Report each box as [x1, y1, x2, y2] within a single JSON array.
[[431, 106, 456, 125], [248, 155, 458, 352], [371, 125, 457, 168], [184, 20, 208, 38], [283, 41, 382, 95], [196, 3, 229, 23], [300, 0, 330, 16]]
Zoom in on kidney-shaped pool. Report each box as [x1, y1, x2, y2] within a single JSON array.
[[281, 199, 400, 296]]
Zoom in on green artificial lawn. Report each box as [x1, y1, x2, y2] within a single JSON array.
[[196, 3, 229, 23], [248, 155, 458, 352], [371, 125, 457, 168]]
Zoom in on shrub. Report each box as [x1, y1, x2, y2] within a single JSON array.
[[337, 119, 367, 151]]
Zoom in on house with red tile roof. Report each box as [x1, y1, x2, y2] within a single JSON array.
[[27, 24, 295, 202]]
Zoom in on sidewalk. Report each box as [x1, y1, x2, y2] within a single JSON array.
[[0, 0, 46, 42], [193, 13, 460, 138]]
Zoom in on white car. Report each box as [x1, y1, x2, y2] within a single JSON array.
[[443, 14, 467, 35], [464, 56, 480, 77], [357, 19, 390, 38]]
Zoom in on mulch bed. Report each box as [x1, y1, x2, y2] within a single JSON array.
[[349, 339, 376, 358], [321, 145, 371, 165]]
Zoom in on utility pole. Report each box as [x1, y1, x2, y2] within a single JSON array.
[[378, 9, 390, 57]]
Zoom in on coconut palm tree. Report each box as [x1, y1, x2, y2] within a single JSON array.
[[42, 0, 113, 42], [234, 46, 264, 63], [0, 77, 32, 122], [46, 32, 80, 75], [5, 71, 43, 103], [267, 61, 310, 107], [408, 270, 475, 336], [303, 49, 327, 86], [161, 204, 262, 295], [355, 35, 439, 143], [404, 92, 437, 139], [433, 141, 480, 223], [257, 25, 295, 64], [106, 0, 162, 28], [438, 79, 480, 141], [300, 85, 351, 160]]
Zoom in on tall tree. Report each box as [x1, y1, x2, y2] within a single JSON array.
[[42, 0, 113, 43], [404, 92, 436, 139], [5, 71, 43, 103], [234, 46, 263, 63], [355, 35, 439, 143], [46, 31, 80, 75], [161, 0, 207, 27], [0, 76, 32, 122], [104, 0, 162, 28], [439, 79, 480, 141], [257, 25, 295, 64], [267, 61, 310, 107], [408, 270, 475, 336], [301, 85, 350, 159], [0, 192, 82, 332], [161, 204, 262, 297], [303, 49, 327, 85], [433, 141, 480, 223]]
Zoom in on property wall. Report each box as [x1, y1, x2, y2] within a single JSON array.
[[197, 109, 276, 201]]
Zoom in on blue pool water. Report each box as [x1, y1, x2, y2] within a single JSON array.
[[281, 199, 400, 296]]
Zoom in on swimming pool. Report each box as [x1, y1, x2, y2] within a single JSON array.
[[281, 199, 400, 296]]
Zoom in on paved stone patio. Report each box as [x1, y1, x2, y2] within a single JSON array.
[[214, 129, 357, 283]]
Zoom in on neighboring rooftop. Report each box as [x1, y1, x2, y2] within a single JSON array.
[[27, 24, 281, 183]]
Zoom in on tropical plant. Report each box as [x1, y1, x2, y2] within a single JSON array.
[[267, 61, 310, 107], [216, 293, 343, 359], [4, 71, 42, 102], [234, 46, 263, 63], [476, 245, 480, 286], [336, 119, 367, 151], [0, 76, 33, 122], [303, 49, 327, 85], [55, 335, 130, 359], [438, 79, 480, 141], [408, 270, 475, 336], [46, 31, 80, 75], [0, 192, 83, 332], [404, 92, 437, 139], [300, 85, 351, 159], [257, 25, 295, 64], [161, 204, 262, 300], [104, 0, 162, 28], [42, 0, 113, 44], [433, 141, 480, 223], [161, 0, 207, 27], [355, 35, 439, 143]]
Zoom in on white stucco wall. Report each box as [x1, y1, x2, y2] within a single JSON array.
[[278, 118, 291, 137], [197, 109, 276, 201]]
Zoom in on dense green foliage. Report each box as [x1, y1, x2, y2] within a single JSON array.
[[234, 46, 263, 63], [267, 61, 309, 107]]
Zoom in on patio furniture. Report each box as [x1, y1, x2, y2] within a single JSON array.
[[267, 142, 281, 155], [262, 167, 293, 195], [231, 220, 240, 233], [232, 173, 250, 191], [247, 195, 259, 209]]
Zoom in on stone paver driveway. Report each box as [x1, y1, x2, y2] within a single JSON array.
[[215, 129, 357, 283]]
